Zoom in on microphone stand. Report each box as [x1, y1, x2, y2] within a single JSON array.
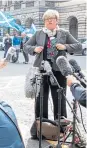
[[39, 72, 44, 148], [36, 63, 80, 148], [39, 72, 80, 148], [38, 69, 63, 148], [34, 73, 43, 148], [72, 99, 77, 148], [53, 75, 80, 148], [56, 87, 63, 148], [61, 92, 81, 148], [50, 75, 63, 148]]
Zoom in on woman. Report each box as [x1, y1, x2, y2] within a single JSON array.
[[23, 9, 82, 138]]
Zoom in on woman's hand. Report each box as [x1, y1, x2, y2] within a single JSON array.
[[0, 58, 7, 69], [56, 43, 66, 50], [34, 46, 44, 53]]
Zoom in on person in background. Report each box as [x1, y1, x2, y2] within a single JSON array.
[[13, 33, 21, 62], [21, 33, 29, 64], [67, 75, 86, 107], [23, 9, 82, 139], [4, 33, 12, 58]]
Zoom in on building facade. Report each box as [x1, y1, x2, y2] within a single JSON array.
[[0, 0, 86, 39]]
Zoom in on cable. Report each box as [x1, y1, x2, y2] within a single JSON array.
[[78, 103, 87, 133]]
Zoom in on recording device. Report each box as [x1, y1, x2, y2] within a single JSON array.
[[56, 56, 86, 88], [40, 60, 58, 86], [69, 59, 87, 82]]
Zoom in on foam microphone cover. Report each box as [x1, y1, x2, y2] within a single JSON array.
[[69, 59, 81, 72], [25, 66, 40, 98], [44, 60, 52, 73], [56, 56, 72, 76]]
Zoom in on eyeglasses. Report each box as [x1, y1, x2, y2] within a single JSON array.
[[45, 18, 56, 21]]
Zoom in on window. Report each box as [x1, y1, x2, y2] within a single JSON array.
[[8, 1, 12, 6], [14, 1, 21, 9], [26, 1, 34, 7], [45, 1, 55, 7], [0, 1, 2, 6]]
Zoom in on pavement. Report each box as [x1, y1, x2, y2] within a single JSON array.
[[0, 53, 87, 147]]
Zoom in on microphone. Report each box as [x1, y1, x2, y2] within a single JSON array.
[[56, 56, 86, 88], [69, 59, 86, 81], [25, 67, 41, 98], [56, 56, 72, 77], [40, 60, 59, 86]]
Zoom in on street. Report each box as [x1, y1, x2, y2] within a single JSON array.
[[0, 51, 86, 77], [0, 51, 86, 147]]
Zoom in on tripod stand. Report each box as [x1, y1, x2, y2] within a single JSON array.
[[34, 73, 44, 148], [51, 78, 82, 148], [59, 99, 86, 148], [35, 70, 82, 148], [39, 73, 44, 148], [35, 69, 65, 148]]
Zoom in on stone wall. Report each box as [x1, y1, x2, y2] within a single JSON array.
[[0, 0, 86, 39], [58, 2, 86, 39]]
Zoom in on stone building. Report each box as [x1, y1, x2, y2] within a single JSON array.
[[0, 0, 86, 39]]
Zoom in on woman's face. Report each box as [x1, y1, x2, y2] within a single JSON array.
[[44, 17, 57, 30]]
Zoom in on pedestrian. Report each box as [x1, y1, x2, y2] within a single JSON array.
[[4, 33, 12, 58], [21, 32, 29, 64], [13, 33, 21, 62], [15, 9, 82, 138]]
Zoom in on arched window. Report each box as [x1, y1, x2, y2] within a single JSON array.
[[14, 1, 21, 10], [69, 17, 78, 39], [25, 17, 33, 28]]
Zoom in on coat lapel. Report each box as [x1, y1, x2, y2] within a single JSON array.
[[57, 30, 62, 43], [40, 31, 46, 47], [39, 31, 46, 61]]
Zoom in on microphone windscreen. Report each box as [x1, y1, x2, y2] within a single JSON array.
[[56, 56, 72, 76], [69, 59, 81, 72], [44, 61, 52, 73], [25, 67, 40, 98], [25, 75, 35, 98]]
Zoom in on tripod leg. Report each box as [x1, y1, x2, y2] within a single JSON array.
[[39, 75, 44, 148]]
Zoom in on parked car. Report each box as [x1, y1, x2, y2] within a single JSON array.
[[78, 37, 87, 43], [77, 37, 87, 56], [82, 40, 87, 56]]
